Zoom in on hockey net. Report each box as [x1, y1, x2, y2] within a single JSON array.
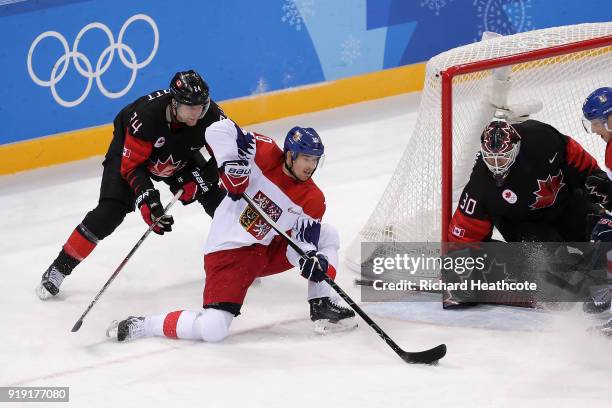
[[347, 23, 612, 276]]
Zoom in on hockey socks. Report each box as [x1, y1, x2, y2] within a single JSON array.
[[307, 280, 331, 301], [144, 309, 234, 342], [61, 223, 99, 267]]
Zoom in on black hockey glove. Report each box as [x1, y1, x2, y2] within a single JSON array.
[[586, 172, 612, 211], [135, 189, 174, 235], [169, 167, 211, 205], [299, 250, 329, 282], [591, 212, 612, 242]]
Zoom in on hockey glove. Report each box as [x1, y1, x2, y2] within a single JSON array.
[[135, 189, 174, 235], [299, 250, 329, 283], [586, 172, 612, 211], [219, 160, 251, 201], [169, 167, 211, 205], [591, 213, 612, 242]]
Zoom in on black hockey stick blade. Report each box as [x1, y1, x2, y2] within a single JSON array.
[[71, 319, 83, 332], [400, 343, 447, 364]]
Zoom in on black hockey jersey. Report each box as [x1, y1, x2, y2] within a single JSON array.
[[448, 120, 602, 242], [106, 89, 227, 194]]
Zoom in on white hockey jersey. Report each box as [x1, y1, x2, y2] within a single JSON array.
[[203, 119, 326, 267]]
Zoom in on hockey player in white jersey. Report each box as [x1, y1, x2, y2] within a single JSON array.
[[582, 87, 612, 337], [107, 119, 356, 342]]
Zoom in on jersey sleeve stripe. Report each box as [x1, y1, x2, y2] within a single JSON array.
[[448, 210, 493, 242], [120, 130, 153, 192], [565, 136, 599, 173]]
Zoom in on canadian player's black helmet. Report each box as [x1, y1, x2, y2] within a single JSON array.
[[170, 70, 210, 106], [480, 120, 521, 186]]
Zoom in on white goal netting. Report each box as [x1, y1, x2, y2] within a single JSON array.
[[347, 23, 612, 272]]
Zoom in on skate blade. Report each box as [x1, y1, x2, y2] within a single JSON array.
[[35, 283, 54, 300], [106, 321, 119, 339], [313, 317, 358, 335]]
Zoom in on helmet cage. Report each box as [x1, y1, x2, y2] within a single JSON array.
[[480, 121, 521, 182]]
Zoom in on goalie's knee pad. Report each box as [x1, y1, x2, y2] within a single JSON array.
[[195, 308, 233, 342]]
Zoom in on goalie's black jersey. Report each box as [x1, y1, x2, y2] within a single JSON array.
[[448, 120, 602, 242]]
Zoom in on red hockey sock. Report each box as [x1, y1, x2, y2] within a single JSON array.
[[62, 228, 97, 261], [162, 311, 184, 339]]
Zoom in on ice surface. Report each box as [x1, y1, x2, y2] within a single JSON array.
[[0, 93, 610, 407]]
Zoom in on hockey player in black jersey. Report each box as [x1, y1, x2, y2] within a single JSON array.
[[448, 119, 612, 244], [36, 70, 228, 300], [443, 118, 612, 309]]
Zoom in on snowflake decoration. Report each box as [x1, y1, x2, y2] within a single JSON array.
[[281, 0, 315, 32], [420, 0, 455, 16], [340, 35, 361, 66], [473, 0, 534, 41], [252, 77, 268, 95]]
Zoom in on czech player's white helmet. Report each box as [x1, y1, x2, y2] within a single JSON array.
[[480, 120, 521, 186]]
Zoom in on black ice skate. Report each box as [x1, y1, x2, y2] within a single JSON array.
[[309, 297, 357, 334], [106, 316, 146, 342], [35, 265, 66, 300], [583, 287, 611, 314], [588, 318, 612, 338]]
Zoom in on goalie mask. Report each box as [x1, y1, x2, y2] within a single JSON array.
[[480, 120, 521, 186]]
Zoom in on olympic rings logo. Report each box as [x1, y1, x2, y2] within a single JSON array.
[[27, 14, 159, 108]]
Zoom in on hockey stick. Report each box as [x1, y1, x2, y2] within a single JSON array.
[[242, 193, 447, 364], [71, 189, 183, 332]]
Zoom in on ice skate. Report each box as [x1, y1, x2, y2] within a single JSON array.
[[106, 316, 146, 342], [582, 287, 611, 314], [36, 265, 66, 300], [309, 297, 357, 334], [588, 317, 612, 338]]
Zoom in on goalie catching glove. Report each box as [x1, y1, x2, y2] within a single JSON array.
[[219, 160, 251, 201], [299, 250, 329, 282], [135, 189, 174, 235]]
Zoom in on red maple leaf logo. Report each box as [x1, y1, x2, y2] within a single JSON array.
[[148, 155, 183, 177], [530, 170, 565, 210]]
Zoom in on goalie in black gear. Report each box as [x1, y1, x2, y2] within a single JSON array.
[[444, 118, 612, 308], [448, 119, 611, 244]]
